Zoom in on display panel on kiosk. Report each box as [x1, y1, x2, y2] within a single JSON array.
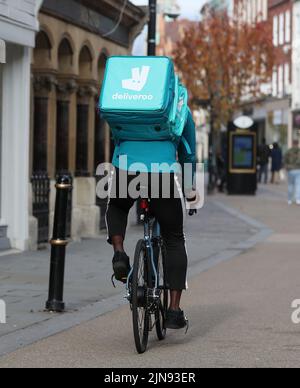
[[229, 131, 257, 174], [227, 117, 258, 195]]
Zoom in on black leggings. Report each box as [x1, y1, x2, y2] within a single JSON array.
[[106, 169, 188, 290]]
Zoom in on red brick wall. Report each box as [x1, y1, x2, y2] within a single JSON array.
[[268, 0, 293, 94]]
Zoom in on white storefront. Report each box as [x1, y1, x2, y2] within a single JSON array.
[[0, 0, 42, 250]]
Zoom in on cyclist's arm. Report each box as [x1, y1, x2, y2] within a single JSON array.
[[178, 109, 197, 194]]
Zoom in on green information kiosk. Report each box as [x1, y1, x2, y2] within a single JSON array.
[[227, 116, 258, 195]]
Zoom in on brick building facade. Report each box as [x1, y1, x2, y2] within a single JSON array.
[[233, 0, 294, 150], [292, 0, 300, 138]]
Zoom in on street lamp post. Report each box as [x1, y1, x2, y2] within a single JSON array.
[[148, 0, 157, 56]]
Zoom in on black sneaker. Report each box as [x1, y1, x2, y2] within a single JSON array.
[[111, 252, 131, 285], [165, 309, 189, 332]]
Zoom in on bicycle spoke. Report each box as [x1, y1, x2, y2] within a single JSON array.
[[138, 308, 145, 337], [155, 242, 168, 341]]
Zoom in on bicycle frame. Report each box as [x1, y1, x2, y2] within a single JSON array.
[[126, 199, 160, 298]]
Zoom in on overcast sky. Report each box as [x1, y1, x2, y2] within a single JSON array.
[[131, 0, 206, 21]]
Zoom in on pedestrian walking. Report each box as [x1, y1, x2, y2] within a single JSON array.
[[284, 139, 300, 205], [271, 142, 282, 184], [257, 138, 270, 184], [216, 151, 226, 193]]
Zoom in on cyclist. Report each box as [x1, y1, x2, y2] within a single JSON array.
[[106, 108, 198, 330]]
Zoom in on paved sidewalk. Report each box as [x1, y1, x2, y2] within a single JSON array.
[[0, 199, 257, 356], [1, 184, 299, 368]]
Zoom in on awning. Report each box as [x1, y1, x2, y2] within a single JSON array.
[[0, 39, 6, 63]]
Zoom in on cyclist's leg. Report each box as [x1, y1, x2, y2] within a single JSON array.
[[107, 197, 135, 283], [149, 172, 187, 312], [106, 168, 136, 249], [151, 196, 189, 329], [106, 198, 135, 247], [150, 197, 188, 300], [106, 169, 136, 283], [106, 197, 135, 250], [106, 186, 136, 252]]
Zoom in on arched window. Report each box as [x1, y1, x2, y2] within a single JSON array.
[[58, 38, 73, 73], [79, 45, 93, 79], [34, 30, 52, 66], [76, 45, 93, 176], [98, 51, 108, 84]]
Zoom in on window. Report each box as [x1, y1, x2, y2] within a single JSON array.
[[75, 104, 89, 176], [284, 63, 290, 94], [56, 100, 69, 174], [252, 0, 257, 22], [285, 11, 291, 43], [272, 69, 278, 97], [297, 66, 300, 90], [279, 13, 285, 45], [247, 0, 252, 24], [33, 97, 48, 173], [257, 0, 262, 22], [273, 16, 278, 46], [296, 66, 300, 107], [278, 65, 284, 97], [242, 0, 247, 22], [297, 13, 300, 38], [262, 0, 268, 21]]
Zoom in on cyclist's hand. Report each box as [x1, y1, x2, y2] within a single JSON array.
[[185, 190, 200, 216], [185, 190, 197, 202]]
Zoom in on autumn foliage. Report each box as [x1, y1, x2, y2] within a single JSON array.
[[174, 11, 276, 129]]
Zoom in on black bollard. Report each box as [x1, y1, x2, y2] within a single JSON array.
[[46, 175, 72, 312]]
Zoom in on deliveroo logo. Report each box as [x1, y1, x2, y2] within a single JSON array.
[[122, 66, 150, 92], [113, 66, 153, 101]]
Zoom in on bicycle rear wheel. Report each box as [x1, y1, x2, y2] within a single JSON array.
[[155, 243, 168, 340], [132, 239, 151, 354]]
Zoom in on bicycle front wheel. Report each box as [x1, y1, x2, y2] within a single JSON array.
[[132, 239, 150, 354], [155, 243, 168, 341]]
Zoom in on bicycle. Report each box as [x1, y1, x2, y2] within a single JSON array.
[[125, 199, 168, 354], [124, 199, 196, 354]]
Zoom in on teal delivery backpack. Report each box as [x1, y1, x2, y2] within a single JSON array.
[[99, 56, 189, 143]]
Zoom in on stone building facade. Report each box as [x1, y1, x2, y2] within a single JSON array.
[[30, 0, 146, 248]]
